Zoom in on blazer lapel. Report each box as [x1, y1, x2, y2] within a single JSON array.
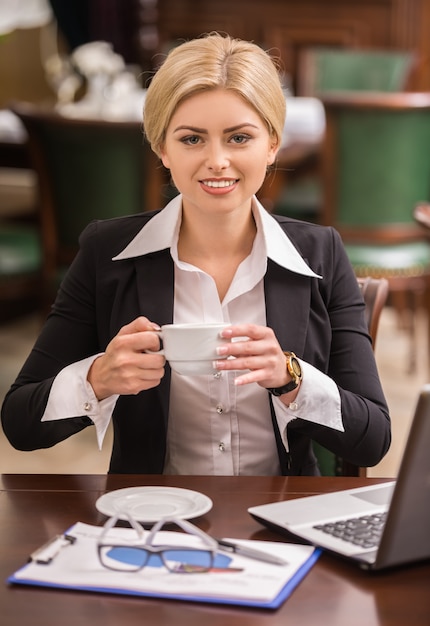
[[134, 250, 175, 426], [265, 260, 312, 474], [265, 259, 311, 357], [134, 250, 174, 326]]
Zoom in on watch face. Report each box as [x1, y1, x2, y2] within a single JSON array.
[[290, 357, 301, 379]]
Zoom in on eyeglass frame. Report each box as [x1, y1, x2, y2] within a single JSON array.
[[97, 511, 218, 574]]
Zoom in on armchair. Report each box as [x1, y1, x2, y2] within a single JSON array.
[[0, 223, 41, 320], [320, 92, 430, 374], [298, 48, 416, 96], [273, 48, 416, 222], [11, 103, 161, 312]]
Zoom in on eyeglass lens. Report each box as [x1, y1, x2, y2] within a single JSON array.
[[99, 546, 213, 573]]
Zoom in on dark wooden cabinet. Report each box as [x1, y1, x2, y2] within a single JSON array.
[[136, 0, 430, 91]]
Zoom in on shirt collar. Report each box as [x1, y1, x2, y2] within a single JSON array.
[[112, 194, 321, 278]]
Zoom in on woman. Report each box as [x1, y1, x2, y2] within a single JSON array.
[[1, 33, 390, 475]]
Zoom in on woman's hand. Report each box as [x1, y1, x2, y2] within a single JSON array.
[[87, 317, 165, 400], [214, 324, 296, 392]]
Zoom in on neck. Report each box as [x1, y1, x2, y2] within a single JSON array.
[[177, 202, 257, 300], [178, 203, 257, 260]]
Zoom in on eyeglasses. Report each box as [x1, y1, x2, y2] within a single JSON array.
[[97, 512, 218, 574]]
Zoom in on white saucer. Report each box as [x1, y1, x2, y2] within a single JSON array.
[[95, 486, 213, 523]]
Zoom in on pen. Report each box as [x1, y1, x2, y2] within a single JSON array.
[[29, 533, 76, 565], [217, 539, 288, 566]]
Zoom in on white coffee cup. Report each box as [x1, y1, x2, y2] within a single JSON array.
[[146, 323, 230, 376]]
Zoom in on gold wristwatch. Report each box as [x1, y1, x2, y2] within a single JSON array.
[[267, 351, 302, 396]]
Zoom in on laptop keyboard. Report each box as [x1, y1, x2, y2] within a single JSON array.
[[313, 512, 387, 549]]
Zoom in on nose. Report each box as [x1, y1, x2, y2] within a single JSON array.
[[205, 141, 230, 172]]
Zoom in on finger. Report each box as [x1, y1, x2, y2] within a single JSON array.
[[217, 337, 279, 361], [107, 350, 166, 384], [88, 349, 166, 399], [234, 370, 266, 386], [117, 316, 161, 337], [113, 367, 166, 396], [112, 327, 162, 354], [215, 354, 274, 374], [221, 323, 271, 341]]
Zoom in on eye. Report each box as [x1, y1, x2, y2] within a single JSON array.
[[180, 135, 201, 145], [229, 133, 251, 144]]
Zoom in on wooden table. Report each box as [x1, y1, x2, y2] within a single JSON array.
[[1, 474, 429, 625]]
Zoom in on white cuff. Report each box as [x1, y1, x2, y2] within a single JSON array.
[[41, 355, 119, 450], [272, 359, 343, 451]]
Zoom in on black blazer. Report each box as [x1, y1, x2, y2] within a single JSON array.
[[1, 211, 390, 474]]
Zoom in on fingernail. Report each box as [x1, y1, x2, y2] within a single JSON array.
[[216, 346, 228, 355]]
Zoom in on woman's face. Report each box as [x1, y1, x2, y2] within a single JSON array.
[[160, 89, 278, 217]]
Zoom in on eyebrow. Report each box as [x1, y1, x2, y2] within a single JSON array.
[[172, 123, 259, 134]]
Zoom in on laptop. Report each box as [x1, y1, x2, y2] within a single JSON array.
[[249, 384, 430, 570]]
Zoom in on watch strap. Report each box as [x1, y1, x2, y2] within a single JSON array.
[[267, 351, 302, 396], [267, 379, 299, 396]]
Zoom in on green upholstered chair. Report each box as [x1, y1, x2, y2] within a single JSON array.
[[298, 48, 416, 96], [274, 48, 416, 222], [320, 92, 430, 374], [0, 222, 42, 319], [314, 276, 389, 477], [11, 103, 160, 311]]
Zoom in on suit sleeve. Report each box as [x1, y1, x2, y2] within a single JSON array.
[[1, 222, 103, 450], [288, 227, 391, 468]]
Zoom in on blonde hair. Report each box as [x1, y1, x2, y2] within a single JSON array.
[[143, 33, 286, 157]]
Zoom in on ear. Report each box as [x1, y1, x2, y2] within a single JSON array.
[[267, 138, 280, 167], [160, 148, 170, 169]]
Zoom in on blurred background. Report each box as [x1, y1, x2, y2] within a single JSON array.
[[1, 0, 429, 476]]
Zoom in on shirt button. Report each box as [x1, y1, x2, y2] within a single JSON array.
[[219, 442, 225, 452], [83, 402, 92, 412], [288, 401, 298, 411], [213, 371, 222, 379], [216, 404, 224, 414]]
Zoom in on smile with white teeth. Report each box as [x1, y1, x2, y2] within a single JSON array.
[[202, 179, 237, 188]]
